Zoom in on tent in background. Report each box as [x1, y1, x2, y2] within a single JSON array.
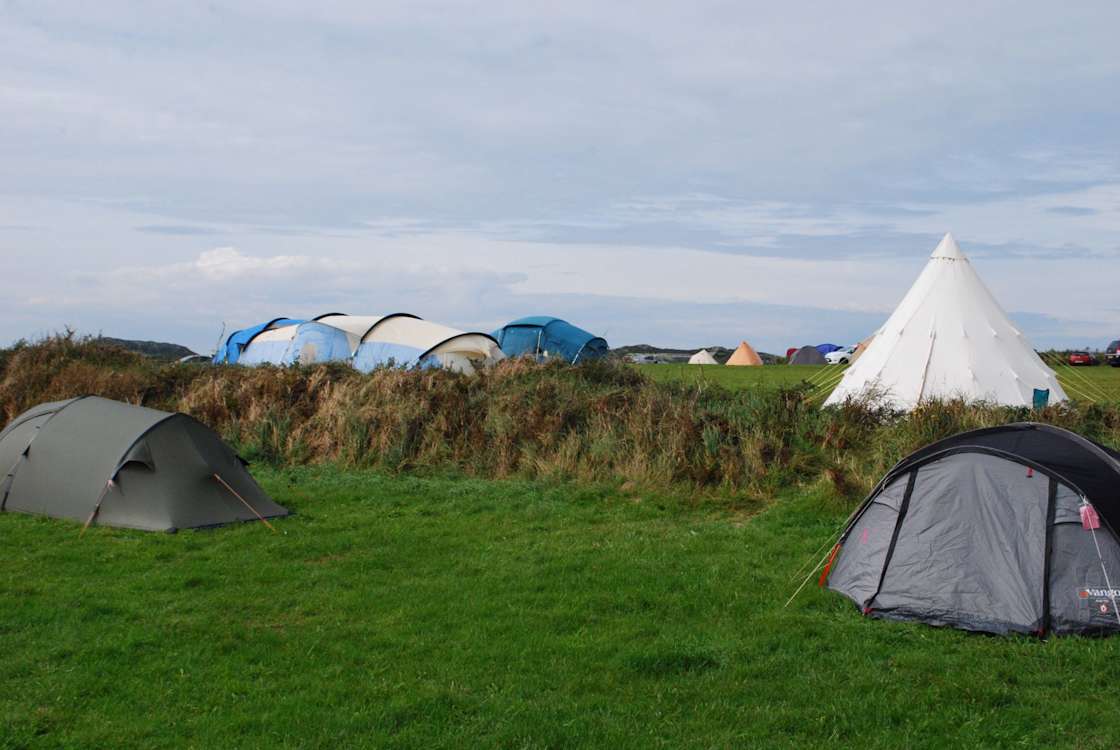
[[816, 343, 843, 355], [789, 346, 827, 365], [824, 233, 1066, 410], [0, 397, 287, 532], [491, 317, 608, 364], [688, 349, 719, 365], [230, 313, 503, 374], [353, 316, 503, 374], [213, 317, 303, 364], [726, 341, 763, 366], [827, 423, 1120, 636]]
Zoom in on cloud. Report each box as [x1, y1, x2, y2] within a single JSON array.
[[135, 225, 223, 236], [3, 3, 1120, 352], [1046, 206, 1099, 217]]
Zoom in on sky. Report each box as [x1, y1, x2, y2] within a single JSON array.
[[2, 1, 1118, 355]]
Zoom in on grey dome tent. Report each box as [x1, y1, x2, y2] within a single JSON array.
[[788, 346, 827, 365], [0, 397, 288, 532], [825, 423, 1120, 636]]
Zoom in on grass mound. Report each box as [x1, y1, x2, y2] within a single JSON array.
[[3, 334, 1120, 505]]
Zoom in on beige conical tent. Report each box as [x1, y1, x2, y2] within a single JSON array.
[[726, 341, 763, 366], [688, 349, 719, 365], [824, 233, 1067, 411]]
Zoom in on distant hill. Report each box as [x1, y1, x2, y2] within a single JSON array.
[[612, 344, 780, 365], [96, 337, 198, 361]]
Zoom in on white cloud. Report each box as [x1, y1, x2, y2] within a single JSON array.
[[3, 2, 1120, 352]]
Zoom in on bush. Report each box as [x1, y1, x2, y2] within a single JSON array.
[[2, 334, 1117, 506]]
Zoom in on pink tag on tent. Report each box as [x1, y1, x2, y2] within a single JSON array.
[[1081, 503, 1101, 530]]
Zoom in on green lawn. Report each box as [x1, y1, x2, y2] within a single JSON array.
[[638, 361, 1120, 402], [4, 469, 1120, 748]]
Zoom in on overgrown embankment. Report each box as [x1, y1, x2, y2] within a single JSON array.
[[3, 334, 1119, 504]]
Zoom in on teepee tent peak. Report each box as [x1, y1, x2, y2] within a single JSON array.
[[824, 234, 1066, 411], [726, 341, 763, 366], [688, 349, 719, 365], [930, 232, 965, 260]]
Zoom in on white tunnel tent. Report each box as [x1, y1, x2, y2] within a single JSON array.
[[235, 313, 504, 374]]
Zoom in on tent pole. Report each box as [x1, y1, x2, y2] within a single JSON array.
[[213, 473, 279, 533], [1084, 501, 1120, 627], [80, 480, 114, 537]]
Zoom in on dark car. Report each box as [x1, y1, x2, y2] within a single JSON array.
[[1068, 351, 1098, 366], [1106, 340, 1120, 367]]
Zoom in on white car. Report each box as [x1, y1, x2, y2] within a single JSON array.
[[824, 346, 856, 365]]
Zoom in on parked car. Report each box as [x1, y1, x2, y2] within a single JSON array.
[[825, 345, 857, 365], [1068, 351, 1098, 366], [1106, 340, 1120, 367]]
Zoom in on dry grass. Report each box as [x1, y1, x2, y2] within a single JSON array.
[[4, 333, 1120, 506]]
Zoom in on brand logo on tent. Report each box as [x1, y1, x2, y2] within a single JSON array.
[[1079, 588, 1120, 599]]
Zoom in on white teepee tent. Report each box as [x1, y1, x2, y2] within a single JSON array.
[[824, 233, 1066, 411], [688, 349, 719, 365]]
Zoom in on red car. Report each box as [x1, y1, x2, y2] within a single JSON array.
[[1068, 351, 1098, 366]]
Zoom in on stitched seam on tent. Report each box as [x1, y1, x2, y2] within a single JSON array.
[[107, 413, 179, 482], [418, 332, 500, 361], [1, 396, 90, 511], [354, 313, 425, 353], [237, 317, 298, 352], [867, 470, 918, 610], [881, 445, 1086, 501], [1041, 477, 1058, 636]]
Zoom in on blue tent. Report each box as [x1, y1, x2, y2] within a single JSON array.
[[213, 318, 303, 364], [815, 343, 843, 355], [280, 322, 354, 366], [491, 317, 608, 364]]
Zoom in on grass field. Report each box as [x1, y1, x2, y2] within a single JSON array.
[[638, 360, 1120, 401], [5, 469, 1120, 748]]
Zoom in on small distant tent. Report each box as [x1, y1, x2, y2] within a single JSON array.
[[785, 347, 798, 360], [0, 397, 287, 532], [789, 346, 827, 365], [688, 349, 719, 365], [213, 317, 303, 364], [826, 423, 1120, 636], [230, 313, 504, 374], [824, 234, 1066, 410], [491, 317, 608, 364], [816, 343, 843, 355], [726, 341, 763, 366]]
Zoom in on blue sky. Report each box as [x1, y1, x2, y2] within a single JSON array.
[[2, 1, 1118, 354]]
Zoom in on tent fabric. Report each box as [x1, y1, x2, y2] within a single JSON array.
[[688, 349, 719, 365], [213, 318, 303, 364], [231, 313, 504, 374], [726, 341, 763, 366], [815, 344, 843, 355], [0, 397, 287, 532], [788, 346, 827, 365], [824, 234, 1067, 411], [849, 334, 876, 364], [353, 317, 503, 374], [491, 317, 608, 364], [827, 422, 1120, 635]]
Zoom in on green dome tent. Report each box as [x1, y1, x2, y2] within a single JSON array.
[[0, 397, 287, 532]]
